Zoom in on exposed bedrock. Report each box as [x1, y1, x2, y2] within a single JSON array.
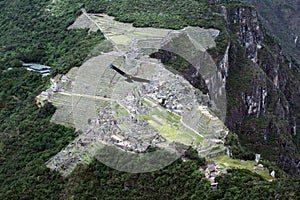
[[224, 5, 300, 177], [153, 4, 300, 177]]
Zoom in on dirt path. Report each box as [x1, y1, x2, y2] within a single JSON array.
[[58, 91, 113, 101]]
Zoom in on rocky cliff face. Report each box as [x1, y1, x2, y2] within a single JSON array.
[[244, 0, 300, 64], [222, 4, 300, 177], [145, 1, 300, 177]]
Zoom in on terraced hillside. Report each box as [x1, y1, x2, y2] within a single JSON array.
[[42, 11, 229, 175]]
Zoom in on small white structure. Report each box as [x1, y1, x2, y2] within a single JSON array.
[[270, 170, 275, 178], [254, 164, 265, 170], [255, 154, 261, 163]]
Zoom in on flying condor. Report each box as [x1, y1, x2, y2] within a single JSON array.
[[109, 64, 150, 83]]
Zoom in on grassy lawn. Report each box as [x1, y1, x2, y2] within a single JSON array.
[[140, 96, 204, 146], [159, 123, 193, 146], [167, 110, 181, 120], [112, 103, 130, 118], [111, 35, 132, 45], [141, 114, 151, 121], [142, 97, 157, 107], [209, 146, 226, 154], [154, 108, 176, 123], [184, 128, 204, 145], [143, 113, 203, 146], [141, 99, 153, 107], [211, 155, 274, 181]]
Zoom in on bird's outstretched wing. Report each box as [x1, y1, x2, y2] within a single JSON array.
[[109, 64, 151, 83], [130, 76, 151, 83], [109, 64, 126, 76]]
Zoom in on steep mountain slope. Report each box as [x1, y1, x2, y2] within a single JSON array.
[[134, 0, 300, 177], [244, 0, 300, 64], [223, 3, 300, 177]]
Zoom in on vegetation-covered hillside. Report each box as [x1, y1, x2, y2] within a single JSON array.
[[0, 0, 104, 73]]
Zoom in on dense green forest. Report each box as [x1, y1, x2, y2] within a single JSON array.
[[0, 0, 299, 199], [0, 0, 104, 74]]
